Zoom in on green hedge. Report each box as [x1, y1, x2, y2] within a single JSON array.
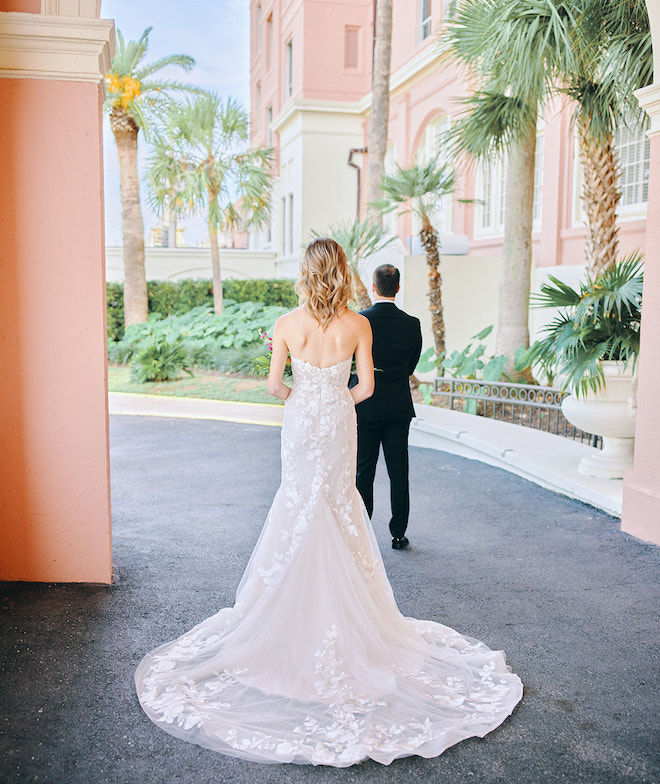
[[223, 278, 298, 309], [106, 278, 297, 341]]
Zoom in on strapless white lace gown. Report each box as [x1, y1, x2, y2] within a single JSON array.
[[135, 357, 523, 766]]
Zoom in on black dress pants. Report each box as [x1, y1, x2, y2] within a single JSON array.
[[356, 419, 411, 540]]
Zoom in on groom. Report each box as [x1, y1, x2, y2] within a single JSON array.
[[355, 264, 422, 550]]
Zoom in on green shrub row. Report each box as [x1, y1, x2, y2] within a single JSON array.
[[107, 278, 297, 341], [223, 278, 298, 309], [108, 301, 288, 382]]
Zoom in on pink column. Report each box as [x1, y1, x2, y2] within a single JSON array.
[[621, 131, 660, 544], [0, 11, 115, 582], [621, 5, 660, 545]]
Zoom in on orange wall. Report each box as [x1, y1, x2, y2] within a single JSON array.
[[0, 0, 40, 10], [0, 78, 112, 583]]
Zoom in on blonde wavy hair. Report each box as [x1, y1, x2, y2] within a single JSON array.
[[296, 238, 354, 330]]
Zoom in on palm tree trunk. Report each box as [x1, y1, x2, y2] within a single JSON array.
[[208, 196, 223, 314], [366, 0, 393, 222], [577, 121, 620, 277], [495, 118, 536, 366], [419, 214, 446, 356], [111, 108, 147, 326], [352, 269, 372, 311]]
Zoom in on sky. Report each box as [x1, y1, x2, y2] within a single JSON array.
[[101, 0, 251, 246]]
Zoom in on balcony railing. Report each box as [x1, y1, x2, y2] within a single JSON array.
[[430, 377, 602, 448]]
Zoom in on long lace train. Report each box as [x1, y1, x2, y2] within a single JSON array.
[[135, 357, 523, 766]]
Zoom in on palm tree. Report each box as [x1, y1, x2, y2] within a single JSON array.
[[563, 0, 652, 276], [148, 94, 272, 314], [441, 0, 575, 362], [375, 158, 455, 356], [105, 28, 195, 326], [442, 0, 651, 364], [366, 0, 393, 223], [310, 218, 395, 310]]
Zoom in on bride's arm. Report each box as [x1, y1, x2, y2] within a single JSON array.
[[350, 317, 375, 405], [267, 317, 292, 400]]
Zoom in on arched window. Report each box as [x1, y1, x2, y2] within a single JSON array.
[[415, 115, 453, 235]]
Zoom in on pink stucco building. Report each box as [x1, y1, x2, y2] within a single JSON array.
[[248, 0, 648, 276], [249, 0, 659, 545]]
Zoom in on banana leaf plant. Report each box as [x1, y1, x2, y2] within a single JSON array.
[[526, 253, 643, 397]]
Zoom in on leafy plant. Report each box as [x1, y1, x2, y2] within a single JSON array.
[[415, 326, 530, 410], [526, 253, 643, 396], [129, 336, 193, 382]]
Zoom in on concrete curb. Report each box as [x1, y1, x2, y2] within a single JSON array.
[[411, 403, 622, 518]]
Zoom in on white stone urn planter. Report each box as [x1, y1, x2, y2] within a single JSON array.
[[560, 360, 636, 480]]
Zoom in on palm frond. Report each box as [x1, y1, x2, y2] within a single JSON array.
[[137, 53, 195, 81], [310, 218, 395, 269], [447, 91, 537, 160], [529, 255, 643, 395]]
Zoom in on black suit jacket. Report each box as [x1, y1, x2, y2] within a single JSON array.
[[355, 302, 423, 424]]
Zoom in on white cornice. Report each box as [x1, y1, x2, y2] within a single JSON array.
[[358, 42, 442, 113], [0, 12, 115, 94], [635, 83, 660, 138], [272, 98, 364, 132], [41, 0, 102, 17]]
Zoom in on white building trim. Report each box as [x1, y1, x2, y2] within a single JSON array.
[[0, 11, 115, 93]]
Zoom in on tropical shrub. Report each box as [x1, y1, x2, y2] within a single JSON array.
[[109, 300, 290, 380], [415, 326, 530, 410], [526, 253, 643, 396], [107, 278, 296, 341], [130, 336, 193, 383]]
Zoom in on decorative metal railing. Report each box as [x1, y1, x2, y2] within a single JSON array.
[[431, 377, 602, 448]]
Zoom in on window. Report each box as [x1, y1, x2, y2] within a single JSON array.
[[442, 0, 456, 20], [475, 156, 507, 236], [255, 83, 261, 134], [344, 26, 359, 69], [257, 4, 261, 51], [281, 196, 287, 255], [616, 120, 650, 210], [416, 115, 453, 234], [267, 105, 273, 147], [419, 0, 432, 42], [288, 193, 294, 254], [572, 117, 649, 224], [285, 40, 293, 99], [266, 14, 273, 69]]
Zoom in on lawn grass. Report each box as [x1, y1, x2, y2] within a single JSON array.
[[108, 364, 281, 405]]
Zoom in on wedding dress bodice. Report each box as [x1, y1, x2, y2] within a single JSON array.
[[135, 356, 522, 766]]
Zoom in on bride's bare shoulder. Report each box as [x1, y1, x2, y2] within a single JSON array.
[[276, 307, 306, 328]]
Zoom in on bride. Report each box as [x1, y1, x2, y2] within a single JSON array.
[[135, 238, 523, 767]]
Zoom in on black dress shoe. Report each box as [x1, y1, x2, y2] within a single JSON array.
[[391, 536, 409, 550]]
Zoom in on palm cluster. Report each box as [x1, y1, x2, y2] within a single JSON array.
[[440, 0, 651, 363], [105, 28, 272, 324], [148, 94, 272, 314], [526, 254, 643, 396]]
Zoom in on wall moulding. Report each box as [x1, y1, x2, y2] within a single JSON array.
[[41, 0, 101, 17], [635, 83, 660, 138], [0, 11, 115, 88]]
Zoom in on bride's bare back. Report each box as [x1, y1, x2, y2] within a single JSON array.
[[267, 307, 374, 404], [280, 307, 363, 368]]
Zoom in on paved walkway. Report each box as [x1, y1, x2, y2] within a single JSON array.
[[109, 392, 623, 516], [1, 397, 658, 784]]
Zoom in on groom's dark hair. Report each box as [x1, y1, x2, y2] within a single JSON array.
[[373, 264, 400, 298]]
